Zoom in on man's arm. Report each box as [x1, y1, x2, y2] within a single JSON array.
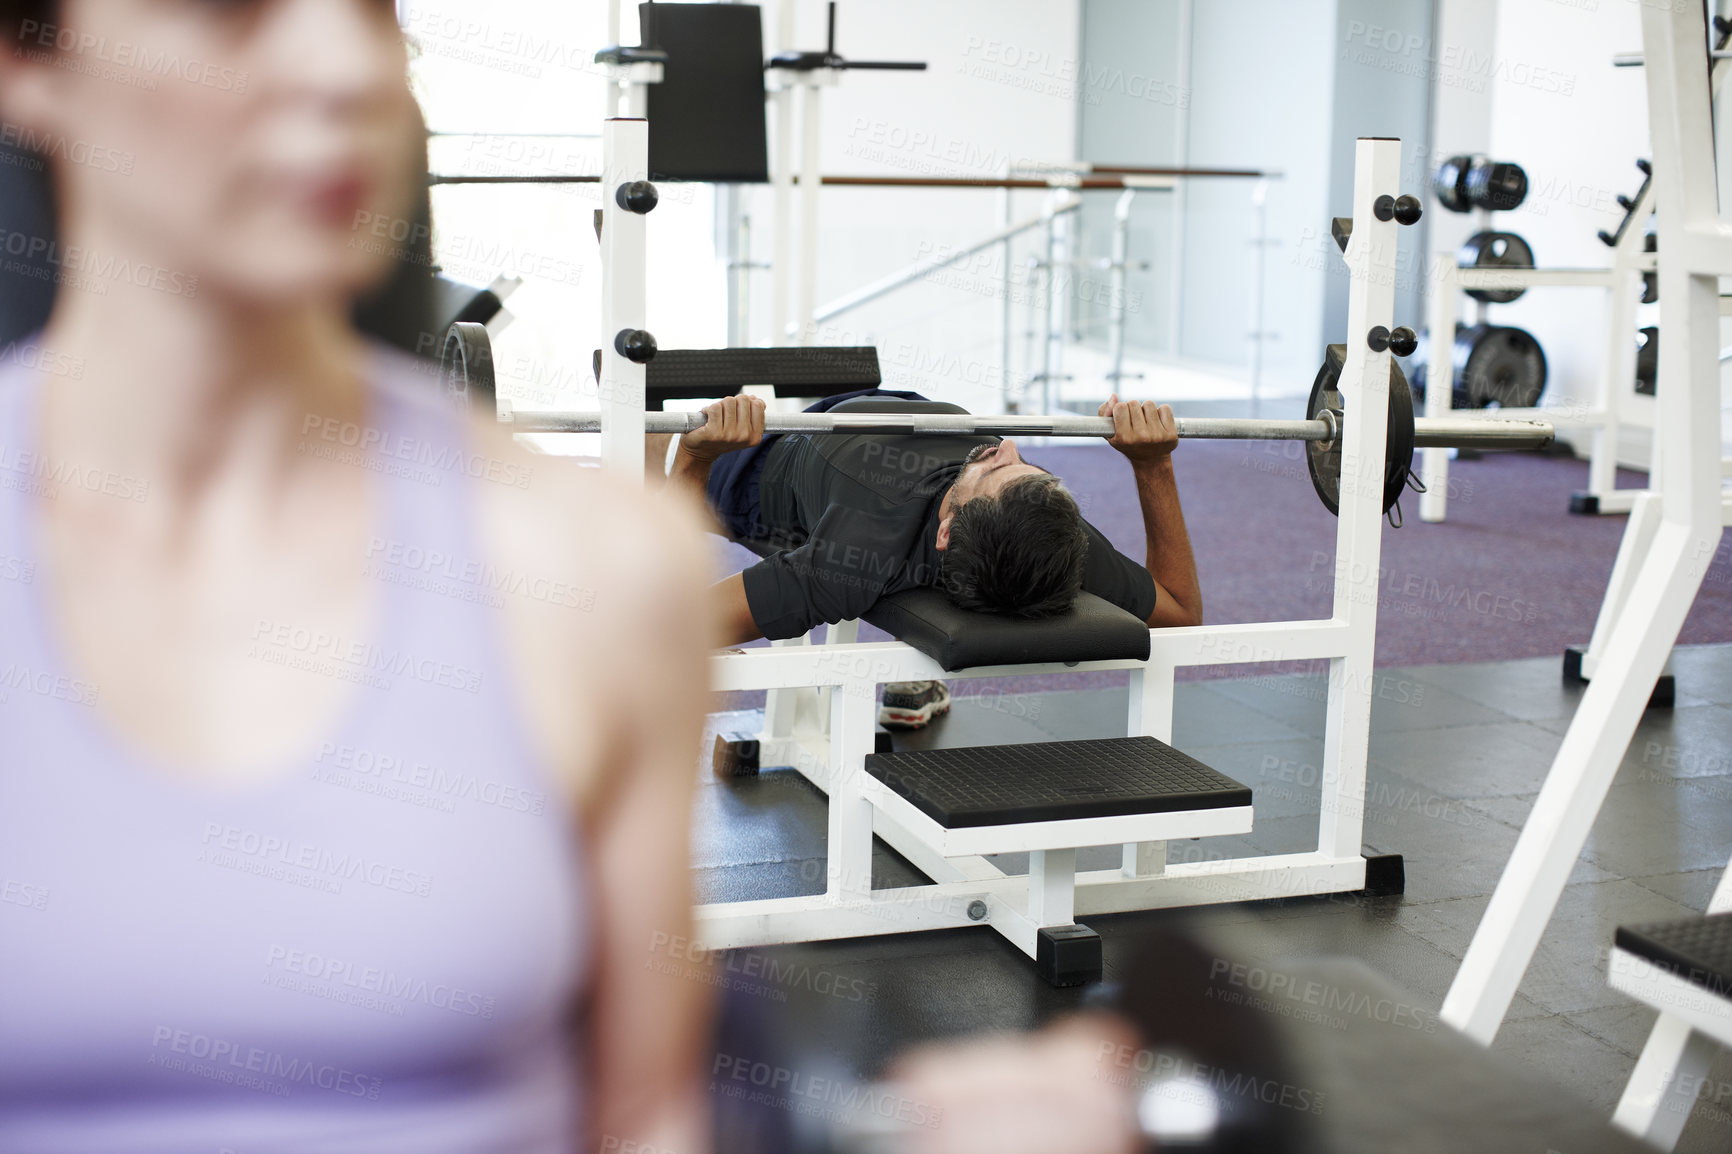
[[711, 572, 765, 647], [665, 394, 767, 508], [1099, 396, 1203, 628], [669, 396, 773, 647]]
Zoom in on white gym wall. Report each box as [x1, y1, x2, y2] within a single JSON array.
[[1075, 0, 1433, 407], [1075, 0, 1343, 405], [1181, 0, 1342, 402]]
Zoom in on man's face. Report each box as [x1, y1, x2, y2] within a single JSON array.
[[935, 439, 1054, 552], [947, 439, 1051, 509]]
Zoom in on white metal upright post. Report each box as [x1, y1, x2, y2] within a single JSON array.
[[769, 90, 794, 346], [795, 75, 834, 345], [768, 3, 797, 348], [598, 119, 650, 481], [1442, 0, 1728, 1045], [1318, 137, 1401, 866], [1040, 193, 1069, 414], [1247, 179, 1271, 418], [1419, 262, 1456, 522], [1107, 188, 1135, 390], [1000, 160, 1015, 410], [605, 1, 622, 118]]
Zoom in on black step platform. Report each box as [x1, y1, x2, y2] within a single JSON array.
[[1615, 911, 1732, 1000], [646, 347, 880, 407], [864, 736, 1251, 828]]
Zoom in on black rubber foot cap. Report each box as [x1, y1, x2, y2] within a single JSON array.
[[712, 732, 760, 778], [1361, 848, 1406, 896], [1562, 644, 1586, 683], [1569, 492, 1600, 515], [1563, 645, 1675, 708], [874, 727, 894, 755], [1037, 924, 1102, 987], [1652, 675, 1677, 709]]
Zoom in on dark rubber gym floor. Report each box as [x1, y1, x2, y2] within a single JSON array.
[[697, 644, 1732, 1153]]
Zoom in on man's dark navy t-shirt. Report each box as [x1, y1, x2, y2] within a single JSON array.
[[736, 430, 1158, 640]]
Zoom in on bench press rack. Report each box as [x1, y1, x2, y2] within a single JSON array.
[[577, 121, 1423, 983]]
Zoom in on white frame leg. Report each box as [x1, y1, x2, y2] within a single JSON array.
[[1028, 850, 1078, 926], [826, 679, 879, 903], [1578, 491, 1663, 682], [1122, 661, 1175, 878], [1611, 1015, 1719, 1150]]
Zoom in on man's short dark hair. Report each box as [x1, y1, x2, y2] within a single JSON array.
[[939, 474, 1087, 618]]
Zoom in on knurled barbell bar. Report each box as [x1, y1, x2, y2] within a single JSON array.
[[497, 405, 1549, 451]]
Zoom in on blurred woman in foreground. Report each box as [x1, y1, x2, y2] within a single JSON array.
[[0, 2, 714, 1151]]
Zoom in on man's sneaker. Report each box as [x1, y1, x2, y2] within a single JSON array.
[[879, 681, 951, 729]]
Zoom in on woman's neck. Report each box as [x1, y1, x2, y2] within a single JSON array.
[[35, 254, 369, 515]]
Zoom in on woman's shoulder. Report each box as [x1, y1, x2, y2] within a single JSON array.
[[366, 339, 712, 625], [371, 343, 715, 809]]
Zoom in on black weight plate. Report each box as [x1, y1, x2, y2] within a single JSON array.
[[441, 322, 496, 412], [1458, 231, 1534, 303], [1635, 326, 1658, 396], [1459, 323, 1547, 408], [1433, 155, 1473, 214], [1406, 325, 1474, 411], [1467, 160, 1528, 211], [1306, 344, 1416, 518]]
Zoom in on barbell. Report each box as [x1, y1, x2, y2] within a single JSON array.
[[501, 372, 1549, 528], [497, 404, 1550, 450]]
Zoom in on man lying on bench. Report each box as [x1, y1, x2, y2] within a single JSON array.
[[664, 389, 1201, 729]]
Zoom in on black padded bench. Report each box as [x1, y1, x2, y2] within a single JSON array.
[[864, 587, 1151, 672]]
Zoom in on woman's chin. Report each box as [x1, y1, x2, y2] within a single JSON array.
[[193, 248, 408, 310]]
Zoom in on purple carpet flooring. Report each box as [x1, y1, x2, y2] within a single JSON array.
[[713, 443, 1732, 702]]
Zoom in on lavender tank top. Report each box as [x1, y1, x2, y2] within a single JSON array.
[[0, 345, 591, 1153]]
